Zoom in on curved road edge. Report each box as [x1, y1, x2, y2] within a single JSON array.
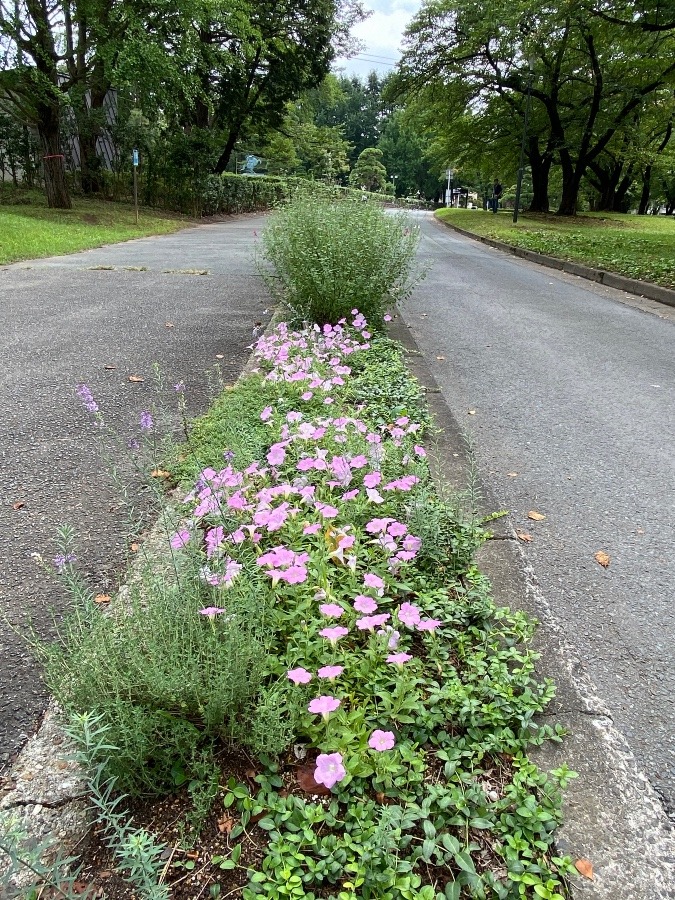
[[435, 213, 675, 310]]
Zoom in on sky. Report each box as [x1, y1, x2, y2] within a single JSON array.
[[332, 0, 423, 78]]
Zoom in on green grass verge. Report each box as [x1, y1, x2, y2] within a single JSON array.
[[436, 208, 675, 289], [0, 186, 191, 265]]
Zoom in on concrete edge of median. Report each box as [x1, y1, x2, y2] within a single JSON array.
[[387, 313, 675, 899], [435, 214, 675, 310]]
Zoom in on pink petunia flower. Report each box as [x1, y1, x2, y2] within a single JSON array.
[[287, 667, 312, 684], [416, 618, 441, 632], [199, 606, 227, 620], [354, 595, 378, 614], [260, 406, 273, 422], [368, 730, 396, 751], [387, 652, 413, 666], [303, 522, 321, 535], [364, 573, 385, 590], [320, 603, 344, 618], [308, 695, 341, 719], [170, 529, 190, 550], [363, 471, 381, 489], [378, 626, 400, 649], [320, 625, 349, 645], [397, 602, 421, 627], [317, 665, 344, 681], [414, 445, 427, 458], [314, 752, 347, 790]]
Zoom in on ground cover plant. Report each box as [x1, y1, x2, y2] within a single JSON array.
[[261, 196, 421, 328], [0, 186, 189, 266], [436, 208, 675, 290], [29, 314, 576, 900]]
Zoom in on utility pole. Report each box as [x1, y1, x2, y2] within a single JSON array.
[[132, 148, 139, 224]]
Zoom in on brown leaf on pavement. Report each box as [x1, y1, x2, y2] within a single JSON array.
[[128, 375, 144, 383], [574, 858, 594, 880], [506, 472, 518, 477], [165, 322, 174, 328], [103, 364, 117, 370], [468, 409, 476, 415], [130, 542, 140, 552], [527, 510, 546, 521], [516, 532, 533, 542], [150, 469, 171, 479], [12, 500, 25, 510], [594, 551, 611, 568], [94, 594, 111, 604]]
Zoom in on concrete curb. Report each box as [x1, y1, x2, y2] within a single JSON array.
[[387, 313, 675, 899], [436, 215, 675, 309]]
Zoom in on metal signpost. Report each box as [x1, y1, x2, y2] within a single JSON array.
[[446, 168, 454, 207], [132, 149, 139, 225]]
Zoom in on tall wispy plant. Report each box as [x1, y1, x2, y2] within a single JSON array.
[[260, 196, 421, 328]]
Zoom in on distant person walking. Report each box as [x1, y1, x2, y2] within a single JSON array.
[[491, 180, 503, 213]]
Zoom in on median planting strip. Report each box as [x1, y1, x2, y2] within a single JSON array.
[[2, 312, 578, 900]]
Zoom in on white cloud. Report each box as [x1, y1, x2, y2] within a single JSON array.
[[333, 0, 422, 78]]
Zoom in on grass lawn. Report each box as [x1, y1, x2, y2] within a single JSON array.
[[436, 208, 675, 289], [0, 186, 193, 265]]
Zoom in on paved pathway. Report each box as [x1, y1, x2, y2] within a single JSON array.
[[403, 212, 675, 814], [0, 215, 270, 769]]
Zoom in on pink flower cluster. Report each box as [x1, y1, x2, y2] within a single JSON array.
[[257, 546, 309, 585]]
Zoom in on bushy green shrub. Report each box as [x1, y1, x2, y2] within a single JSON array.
[[39, 559, 277, 794], [260, 195, 421, 327]]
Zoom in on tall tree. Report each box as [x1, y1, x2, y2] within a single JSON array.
[[395, 0, 675, 214]]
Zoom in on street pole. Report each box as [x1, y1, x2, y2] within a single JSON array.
[[446, 167, 454, 207], [513, 60, 535, 224]]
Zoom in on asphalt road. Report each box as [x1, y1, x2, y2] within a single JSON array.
[[0, 214, 271, 770], [402, 212, 675, 814]]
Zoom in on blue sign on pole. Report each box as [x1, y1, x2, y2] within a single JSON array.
[[132, 149, 139, 167]]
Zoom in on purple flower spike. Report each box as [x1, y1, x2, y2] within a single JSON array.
[[76, 384, 99, 414], [314, 752, 346, 789], [287, 667, 312, 685], [308, 695, 341, 719], [368, 730, 396, 751]]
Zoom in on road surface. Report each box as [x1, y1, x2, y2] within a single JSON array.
[[402, 211, 675, 814], [0, 215, 270, 770]]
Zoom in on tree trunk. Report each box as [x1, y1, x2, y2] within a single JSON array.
[[37, 104, 71, 209], [638, 165, 652, 215], [528, 147, 551, 212], [78, 80, 109, 195], [214, 129, 239, 174], [557, 175, 581, 215]]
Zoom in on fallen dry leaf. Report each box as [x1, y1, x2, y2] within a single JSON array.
[[12, 500, 25, 510], [436, 355, 446, 360], [594, 550, 611, 568], [574, 858, 594, 880], [165, 322, 174, 328], [296, 764, 331, 795], [468, 409, 476, 415], [636, 527, 645, 534], [506, 472, 518, 477], [130, 542, 140, 552], [94, 594, 111, 604], [215, 353, 224, 359], [128, 375, 144, 383], [527, 510, 546, 521], [150, 469, 171, 479], [103, 364, 117, 370], [217, 815, 235, 835], [516, 532, 533, 542]]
